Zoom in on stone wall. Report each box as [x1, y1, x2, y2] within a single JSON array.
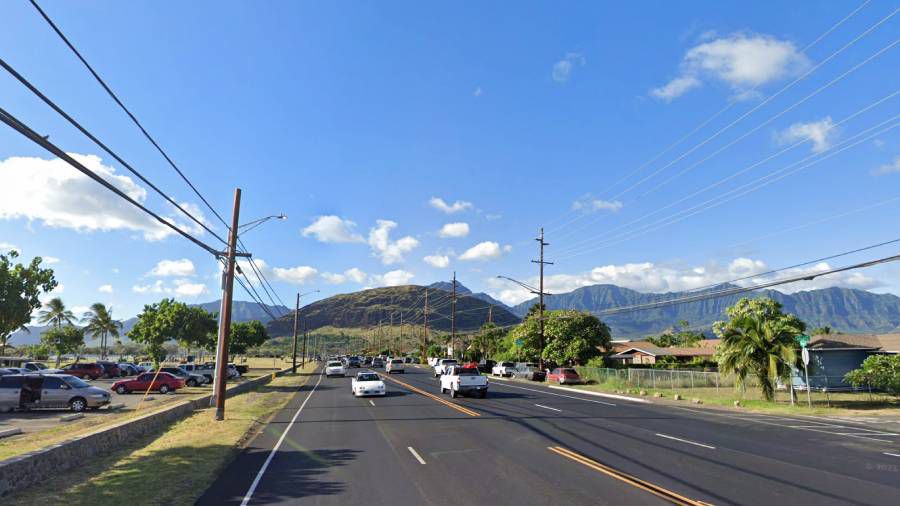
[[0, 368, 292, 497]]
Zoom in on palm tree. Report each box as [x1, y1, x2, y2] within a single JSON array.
[[716, 299, 804, 402], [82, 303, 122, 360], [37, 297, 75, 329]]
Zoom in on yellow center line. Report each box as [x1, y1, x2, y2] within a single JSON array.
[[547, 446, 712, 506], [379, 373, 480, 417]]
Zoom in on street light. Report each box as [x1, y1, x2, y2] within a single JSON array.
[[237, 213, 287, 235], [293, 289, 320, 372], [497, 275, 551, 369]]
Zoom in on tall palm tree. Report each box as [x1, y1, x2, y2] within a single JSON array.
[[717, 310, 802, 401], [37, 297, 75, 329], [82, 303, 122, 360]]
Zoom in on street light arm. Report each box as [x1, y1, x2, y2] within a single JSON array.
[[496, 275, 541, 294], [237, 214, 287, 234]]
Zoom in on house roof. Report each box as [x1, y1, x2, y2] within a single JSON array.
[[808, 333, 900, 353], [610, 340, 718, 358]]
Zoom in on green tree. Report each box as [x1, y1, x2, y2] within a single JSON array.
[[471, 322, 506, 360], [509, 309, 611, 365], [81, 303, 123, 360], [37, 296, 75, 329], [128, 299, 180, 366], [714, 297, 806, 401], [176, 306, 218, 353], [844, 354, 900, 396], [229, 320, 269, 356], [0, 251, 57, 355], [41, 325, 85, 367], [647, 320, 704, 348]]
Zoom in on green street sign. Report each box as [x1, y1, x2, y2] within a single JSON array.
[[795, 334, 810, 348], [515, 339, 523, 347]]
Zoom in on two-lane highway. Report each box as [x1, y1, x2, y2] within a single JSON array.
[[200, 365, 900, 505]]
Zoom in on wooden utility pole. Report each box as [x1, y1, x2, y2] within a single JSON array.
[[532, 227, 553, 370], [451, 272, 457, 358], [214, 188, 242, 421], [422, 289, 428, 361], [301, 326, 308, 367], [399, 311, 404, 356], [291, 293, 300, 373]]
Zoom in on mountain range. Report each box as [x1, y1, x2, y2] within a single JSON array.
[[511, 284, 900, 337]]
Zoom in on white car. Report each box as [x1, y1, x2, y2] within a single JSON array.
[[433, 359, 458, 377], [385, 358, 405, 374], [351, 371, 386, 397], [325, 361, 346, 377], [492, 361, 517, 377]]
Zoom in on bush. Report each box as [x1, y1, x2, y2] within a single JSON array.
[[844, 354, 900, 396]]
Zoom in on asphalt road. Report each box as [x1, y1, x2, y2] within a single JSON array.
[[199, 365, 900, 506]]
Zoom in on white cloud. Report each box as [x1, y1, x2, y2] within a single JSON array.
[[173, 279, 208, 297], [424, 254, 450, 268], [429, 197, 473, 214], [438, 222, 470, 238], [473, 87, 483, 97], [302, 215, 365, 243], [652, 33, 809, 101], [41, 256, 61, 264], [777, 117, 836, 153], [98, 284, 113, 293], [368, 219, 419, 265], [272, 265, 318, 285], [552, 52, 585, 82], [371, 269, 415, 287], [149, 258, 196, 277], [872, 156, 900, 176], [72, 305, 91, 317], [0, 153, 207, 241], [572, 196, 624, 213], [132, 280, 165, 294], [459, 241, 508, 261], [321, 267, 368, 285], [133, 278, 208, 298], [0, 242, 17, 253]]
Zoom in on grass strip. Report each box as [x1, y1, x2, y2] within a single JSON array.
[[6, 363, 318, 505]]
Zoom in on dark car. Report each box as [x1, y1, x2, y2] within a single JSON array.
[[61, 363, 104, 380], [477, 360, 496, 374], [111, 372, 185, 394], [97, 361, 122, 378], [347, 356, 361, 368], [371, 357, 384, 368]]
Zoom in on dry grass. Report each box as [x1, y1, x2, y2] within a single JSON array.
[[6, 363, 318, 505]]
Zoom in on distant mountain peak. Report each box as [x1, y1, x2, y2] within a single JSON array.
[[428, 281, 472, 294]]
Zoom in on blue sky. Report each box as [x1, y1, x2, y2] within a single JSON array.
[[1, 0, 898, 319]]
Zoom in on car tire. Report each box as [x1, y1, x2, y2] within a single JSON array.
[[69, 397, 87, 412], [159, 385, 170, 394], [116, 385, 129, 394], [187, 379, 198, 387], [480, 390, 487, 399], [450, 387, 457, 398], [440, 387, 446, 394]]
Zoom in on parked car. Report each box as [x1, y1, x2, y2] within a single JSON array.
[[0, 374, 111, 412], [434, 359, 458, 377], [513, 363, 546, 381], [117, 363, 140, 376], [325, 361, 346, 377], [111, 372, 185, 394], [386, 358, 406, 374], [491, 361, 517, 378], [548, 368, 583, 385], [97, 361, 122, 378], [0, 368, 16, 376], [351, 371, 386, 397], [440, 365, 488, 398], [23, 362, 64, 374], [159, 366, 208, 387], [477, 360, 496, 374], [61, 362, 104, 380], [362, 356, 373, 366], [371, 357, 384, 368], [137, 362, 154, 372]]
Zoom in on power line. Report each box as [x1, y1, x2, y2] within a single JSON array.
[[0, 57, 227, 246], [0, 105, 221, 256], [29, 0, 230, 230]]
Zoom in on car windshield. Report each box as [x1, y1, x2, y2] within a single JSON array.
[[31, 363, 47, 370], [357, 374, 379, 382], [458, 368, 480, 376], [64, 376, 90, 388], [327, 362, 342, 367], [391, 359, 403, 364], [562, 369, 578, 375]]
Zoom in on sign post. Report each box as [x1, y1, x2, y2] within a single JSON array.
[[796, 334, 812, 408]]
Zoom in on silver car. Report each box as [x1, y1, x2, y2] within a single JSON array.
[[0, 374, 111, 412]]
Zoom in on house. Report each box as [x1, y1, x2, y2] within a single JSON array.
[[609, 339, 720, 365], [792, 333, 900, 390]]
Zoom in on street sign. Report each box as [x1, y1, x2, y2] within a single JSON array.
[[795, 334, 810, 348], [515, 339, 523, 347], [801, 347, 810, 366]]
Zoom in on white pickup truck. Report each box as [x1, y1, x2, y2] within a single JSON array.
[[433, 359, 458, 378], [440, 365, 488, 398]]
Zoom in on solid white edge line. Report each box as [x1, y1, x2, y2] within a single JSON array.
[[884, 452, 900, 458], [535, 403, 562, 412], [492, 382, 616, 406], [241, 371, 324, 506], [549, 385, 649, 403], [408, 446, 427, 465], [655, 433, 716, 450]]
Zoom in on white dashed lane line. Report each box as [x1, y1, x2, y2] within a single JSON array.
[[369, 400, 375, 406], [535, 403, 562, 412], [655, 433, 717, 450], [408, 446, 427, 465]]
